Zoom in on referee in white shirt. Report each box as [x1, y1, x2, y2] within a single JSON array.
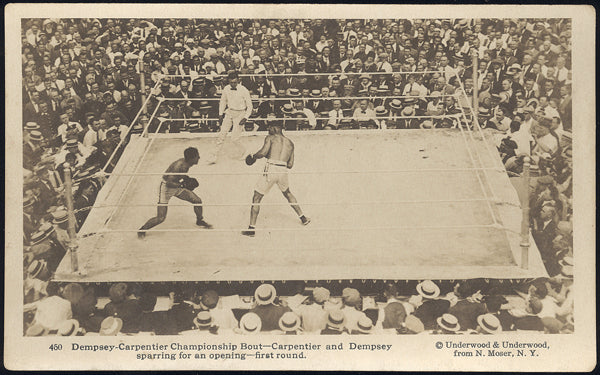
[[214, 71, 253, 159]]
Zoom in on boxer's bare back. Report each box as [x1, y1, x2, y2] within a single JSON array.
[[257, 132, 294, 167]]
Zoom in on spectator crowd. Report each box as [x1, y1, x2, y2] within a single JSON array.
[[21, 17, 573, 335], [24, 279, 573, 336]]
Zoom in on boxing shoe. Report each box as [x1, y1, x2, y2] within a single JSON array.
[[196, 219, 213, 229]]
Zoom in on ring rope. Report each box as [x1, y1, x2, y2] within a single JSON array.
[[102, 80, 161, 174], [150, 114, 462, 122], [103, 106, 166, 228], [452, 70, 507, 173], [71, 197, 492, 214], [81, 222, 501, 237], [158, 94, 457, 101], [457, 100, 501, 204], [455, 109, 499, 226], [98, 166, 500, 177], [158, 70, 446, 78]]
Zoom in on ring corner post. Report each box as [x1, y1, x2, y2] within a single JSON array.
[[63, 163, 79, 273], [520, 157, 531, 269]]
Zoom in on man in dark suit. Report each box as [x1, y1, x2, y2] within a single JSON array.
[[448, 281, 488, 331], [532, 203, 558, 257], [413, 280, 451, 330], [23, 195, 38, 244], [250, 284, 291, 331]]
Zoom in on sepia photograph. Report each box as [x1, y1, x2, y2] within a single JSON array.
[[4, 3, 595, 371]]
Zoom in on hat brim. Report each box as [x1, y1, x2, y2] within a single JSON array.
[[279, 318, 301, 332], [476, 315, 502, 334], [254, 285, 277, 305], [193, 318, 213, 329], [59, 320, 80, 336], [437, 317, 460, 332], [416, 283, 440, 299], [100, 318, 123, 336]]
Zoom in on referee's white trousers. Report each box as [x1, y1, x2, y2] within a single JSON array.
[[217, 109, 246, 146]]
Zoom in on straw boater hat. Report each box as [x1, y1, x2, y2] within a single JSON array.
[[558, 256, 573, 278], [437, 313, 461, 332], [420, 120, 434, 129], [23, 195, 35, 209], [278, 312, 301, 332], [25, 122, 40, 131], [193, 311, 213, 329], [375, 106, 388, 116], [131, 123, 144, 134], [326, 310, 345, 330], [52, 209, 69, 224], [389, 99, 403, 110], [254, 283, 277, 305], [310, 89, 321, 98], [57, 319, 80, 336], [416, 280, 441, 299], [403, 315, 425, 334], [477, 313, 502, 334], [288, 88, 301, 97], [239, 312, 262, 334], [30, 226, 55, 246], [356, 315, 374, 334], [99, 316, 123, 336], [26, 323, 48, 337], [478, 107, 492, 118], [281, 103, 295, 114], [29, 130, 44, 142], [401, 106, 415, 116], [198, 100, 211, 110], [27, 259, 49, 279]]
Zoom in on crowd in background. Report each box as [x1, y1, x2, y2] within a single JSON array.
[[24, 279, 573, 336], [21, 17, 573, 334]]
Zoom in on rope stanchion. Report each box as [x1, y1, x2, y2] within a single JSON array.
[[62, 163, 79, 273]]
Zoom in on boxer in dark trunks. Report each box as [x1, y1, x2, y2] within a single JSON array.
[[138, 147, 212, 239]]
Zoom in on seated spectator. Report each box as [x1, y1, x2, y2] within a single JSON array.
[[413, 280, 450, 330], [277, 312, 302, 335], [250, 284, 291, 332], [434, 313, 461, 334], [199, 289, 238, 331], [321, 310, 348, 335], [236, 312, 262, 335], [475, 313, 503, 334], [340, 287, 368, 332]]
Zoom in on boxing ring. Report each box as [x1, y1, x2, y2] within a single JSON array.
[[54, 71, 547, 282]]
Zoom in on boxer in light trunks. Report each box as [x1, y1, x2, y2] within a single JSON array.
[[242, 116, 310, 237], [138, 147, 212, 239]]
